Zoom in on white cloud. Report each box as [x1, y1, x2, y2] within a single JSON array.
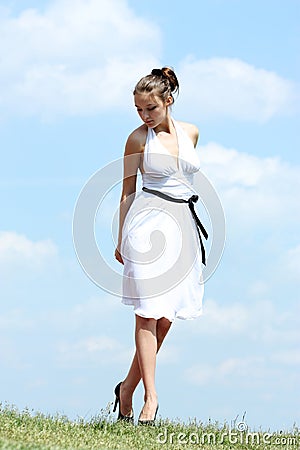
[[58, 334, 131, 367], [158, 344, 181, 364], [1, 2, 297, 121], [247, 280, 270, 297], [64, 336, 119, 353], [0, 338, 29, 369], [43, 295, 120, 332], [185, 356, 264, 386], [271, 349, 300, 366], [184, 354, 299, 388], [0, 308, 34, 331], [0, 0, 160, 118], [197, 142, 300, 227], [178, 57, 297, 122], [283, 245, 300, 282], [187, 298, 300, 346], [198, 298, 249, 335], [0, 231, 57, 269], [195, 142, 300, 310]]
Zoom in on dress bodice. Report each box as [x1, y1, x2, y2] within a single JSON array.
[[142, 119, 200, 199]]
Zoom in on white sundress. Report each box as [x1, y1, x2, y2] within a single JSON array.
[[121, 119, 205, 322]]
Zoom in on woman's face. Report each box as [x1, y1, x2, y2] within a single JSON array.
[[134, 93, 172, 128]]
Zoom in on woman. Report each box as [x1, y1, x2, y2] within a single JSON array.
[[114, 67, 207, 425]]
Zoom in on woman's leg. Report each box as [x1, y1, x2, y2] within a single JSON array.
[[119, 317, 171, 417], [135, 316, 157, 420]]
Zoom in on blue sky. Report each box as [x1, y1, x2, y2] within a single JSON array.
[[0, 0, 299, 431]]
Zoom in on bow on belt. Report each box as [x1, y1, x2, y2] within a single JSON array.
[[142, 186, 208, 265]]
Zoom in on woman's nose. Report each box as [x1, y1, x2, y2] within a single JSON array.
[[141, 110, 149, 120]]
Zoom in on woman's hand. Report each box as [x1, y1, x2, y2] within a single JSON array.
[[115, 247, 124, 265]]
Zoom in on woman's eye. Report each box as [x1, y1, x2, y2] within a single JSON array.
[[148, 106, 156, 111]]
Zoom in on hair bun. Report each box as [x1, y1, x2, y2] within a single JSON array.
[[151, 68, 164, 77], [151, 67, 179, 95], [161, 67, 179, 94]]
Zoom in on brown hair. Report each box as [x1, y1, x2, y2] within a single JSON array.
[[133, 67, 179, 104]]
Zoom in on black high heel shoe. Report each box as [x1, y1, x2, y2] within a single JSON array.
[[113, 381, 134, 423], [138, 404, 159, 426]]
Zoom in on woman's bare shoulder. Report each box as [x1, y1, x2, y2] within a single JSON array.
[[177, 121, 199, 147], [125, 124, 148, 154]]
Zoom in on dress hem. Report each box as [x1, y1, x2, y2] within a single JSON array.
[[123, 303, 203, 323]]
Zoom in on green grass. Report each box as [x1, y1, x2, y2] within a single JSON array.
[[0, 403, 298, 450]]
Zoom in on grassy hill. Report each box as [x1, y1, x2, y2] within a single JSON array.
[[0, 403, 298, 450]]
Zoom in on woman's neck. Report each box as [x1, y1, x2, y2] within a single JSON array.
[[153, 115, 174, 135]]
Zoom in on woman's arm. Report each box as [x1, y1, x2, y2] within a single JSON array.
[[115, 130, 144, 264]]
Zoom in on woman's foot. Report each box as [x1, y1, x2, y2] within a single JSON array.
[[113, 381, 134, 422], [138, 396, 158, 424], [119, 381, 134, 418]]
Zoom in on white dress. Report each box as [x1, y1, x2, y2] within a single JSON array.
[[121, 119, 204, 322]]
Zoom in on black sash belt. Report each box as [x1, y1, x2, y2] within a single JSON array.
[[142, 186, 208, 265]]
